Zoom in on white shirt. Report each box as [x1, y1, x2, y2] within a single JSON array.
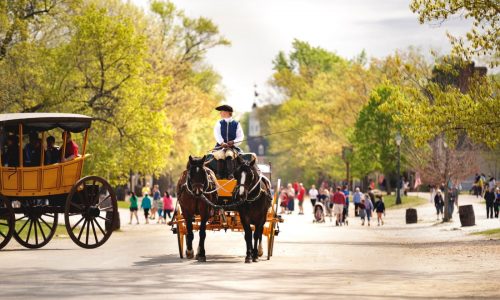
[[308, 188, 318, 199], [214, 117, 244, 146]]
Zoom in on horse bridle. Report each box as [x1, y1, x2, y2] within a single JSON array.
[[234, 164, 265, 202], [184, 166, 216, 197]]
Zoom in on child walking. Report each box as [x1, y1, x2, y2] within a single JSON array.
[[129, 192, 139, 224], [141, 193, 152, 224], [374, 195, 386, 226], [163, 192, 174, 220]]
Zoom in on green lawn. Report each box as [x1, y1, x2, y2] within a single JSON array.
[[472, 228, 500, 239], [117, 200, 129, 209], [14, 221, 69, 241], [382, 195, 428, 209]]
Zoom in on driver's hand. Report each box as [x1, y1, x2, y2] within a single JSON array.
[[221, 143, 228, 148], [228, 140, 235, 147]]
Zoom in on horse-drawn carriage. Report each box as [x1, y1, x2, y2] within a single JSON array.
[[169, 153, 283, 262], [0, 113, 118, 250]]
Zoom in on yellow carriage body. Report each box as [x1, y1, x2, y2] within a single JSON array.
[[0, 113, 92, 198], [0, 155, 88, 197]]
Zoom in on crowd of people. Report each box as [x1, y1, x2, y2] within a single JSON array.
[[2, 131, 79, 167], [278, 183, 387, 227], [128, 183, 174, 225], [430, 175, 499, 220]]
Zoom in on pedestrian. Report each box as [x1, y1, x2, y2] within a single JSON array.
[[353, 187, 362, 217], [286, 183, 296, 214], [374, 195, 385, 226], [297, 183, 306, 215], [484, 188, 496, 219], [488, 176, 496, 192], [332, 187, 346, 226], [308, 184, 318, 208], [434, 189, 444, 220], [367, 187, 376, 204], [342, 185, 350, 217], [150, 184, 160, 220], [128, 192, 139, 224], [279, 187, 288, 214], [157, 190, 165, 224], [494, 187, 500, 218], [359, 198, 367, 225], [363, 193, 374, 226], [142, 182, 151, 197], [141, 193, 152, 224], [163, 191, 174, 220]]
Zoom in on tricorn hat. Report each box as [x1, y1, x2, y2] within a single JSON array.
[[215, 104, 233, 112]]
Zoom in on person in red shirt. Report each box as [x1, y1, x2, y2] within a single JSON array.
[[297, 183, 306, 215], [62, 132, 79, 162], [332, 187, 346, 226]]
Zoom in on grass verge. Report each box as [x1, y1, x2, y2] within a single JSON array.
[[472, 228, 500, 239], [383, 195, 428, 210]]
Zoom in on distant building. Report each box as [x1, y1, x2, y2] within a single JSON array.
[[247, 102, 269, 163]]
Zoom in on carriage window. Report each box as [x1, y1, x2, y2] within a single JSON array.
[[44, 129, 61, 165], [22, 131, 42, 167], [1, 130, 20, 167]]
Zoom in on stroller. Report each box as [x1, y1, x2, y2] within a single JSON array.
[[313, 194, 332, 223]]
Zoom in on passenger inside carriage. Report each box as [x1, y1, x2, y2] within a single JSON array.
[[2, 134, 20, 167], [44, 135, 60, 165], [23, 132, 42, 167], [61, 131, 79, 162]]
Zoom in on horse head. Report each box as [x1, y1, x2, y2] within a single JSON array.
[[233, 156, 257, 201], [187, 155, 208, 196]]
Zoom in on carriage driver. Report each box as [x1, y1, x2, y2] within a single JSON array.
[[213, 104, 244, 179]]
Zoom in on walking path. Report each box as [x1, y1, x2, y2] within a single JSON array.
[[0, 193, 498, 299]]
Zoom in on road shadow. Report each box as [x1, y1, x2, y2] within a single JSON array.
[[134, 254, 245, 266]]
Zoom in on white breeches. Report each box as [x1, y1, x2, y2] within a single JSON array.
[[213, 148, 237, 160]]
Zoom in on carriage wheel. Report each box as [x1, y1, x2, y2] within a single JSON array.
[[65, 176, 117, 249], [0, 196, 14, 250], [175, 209, 185, 258], [12, 199, 58, 249], [267, 220, 276, 260]]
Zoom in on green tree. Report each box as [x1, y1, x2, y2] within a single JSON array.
[[350, 84, 402, 193], [268, 40, 378, 183], [411, 0, 500, 66]]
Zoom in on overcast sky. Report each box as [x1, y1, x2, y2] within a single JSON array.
[[131, 0, 471, 112]]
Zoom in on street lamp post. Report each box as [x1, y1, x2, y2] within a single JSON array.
[[395, 132, 402, 205]]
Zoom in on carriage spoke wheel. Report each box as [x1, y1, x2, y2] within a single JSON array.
[[175, 207, 185, 258], [65, 176, 117, 249], [267, 220, 276, 260], [0, 196, 14, 250], [12, 199, 58, 249]]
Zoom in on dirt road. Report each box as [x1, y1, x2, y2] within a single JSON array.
[[1, 193, 499, 299]]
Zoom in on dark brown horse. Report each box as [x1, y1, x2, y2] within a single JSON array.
[[233, 156, 272, 263], [176, 155, 217, 262]]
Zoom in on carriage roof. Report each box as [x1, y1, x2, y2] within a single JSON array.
[[0, 113, 93, 133]]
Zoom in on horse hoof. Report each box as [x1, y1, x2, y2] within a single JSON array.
[[252, 257, 258, 262], [186, 250, 194, 259], [197, 256, 206, 262], [245, 257, 252, 263]]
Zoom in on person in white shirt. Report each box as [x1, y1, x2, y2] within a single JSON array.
[[308, 185, 319, 207], [212, 104, 244, 179]]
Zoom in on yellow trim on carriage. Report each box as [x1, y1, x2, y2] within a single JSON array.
[[0, 154, 90, 197]]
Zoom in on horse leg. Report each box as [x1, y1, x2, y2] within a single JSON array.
[[258, 234, 264, 257], [241, 219, 253, 263], [196, 217, 207, 262], [252, 223, 262, 262], [185, 216, 195, 259]]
